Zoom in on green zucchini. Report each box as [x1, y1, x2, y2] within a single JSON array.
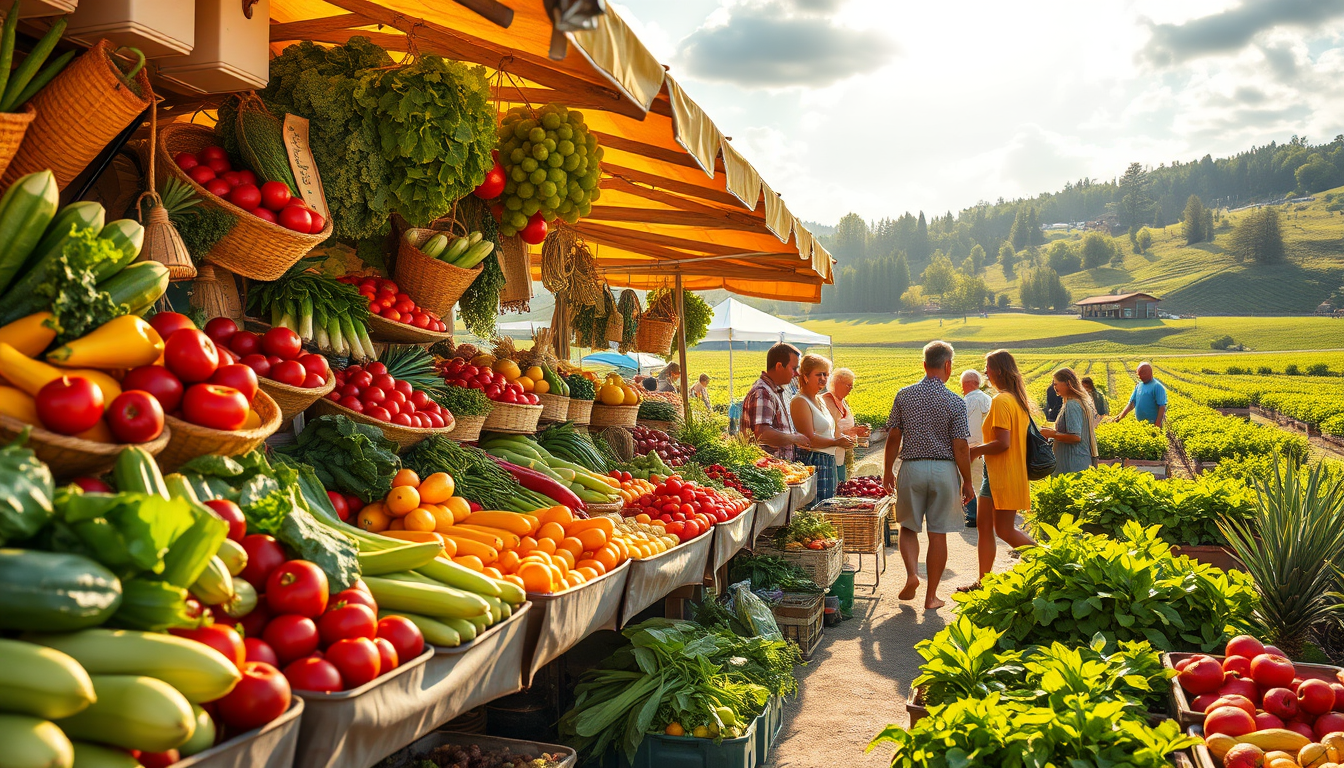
[[0, 714, 73, 768], [24, 201, 104, 277], [187, 555, 234, 606], [100, 261, 169, 316], [454, 240, 496, 269], [0, 549, 122, 632], [177, 705, 216, 757], [379, 610, 460, 648], [55, 675, 195, 753], [112, 446, 169, 499], [420, 233, 448, 259], [95, 220, 146, 278], [70, 741, 141, 768], [0, 171, 58, 295], [235, 96, 297, 193], [356, 540, 443, 575], [442, 236, 470, 262], [0, 638, 96, 720]]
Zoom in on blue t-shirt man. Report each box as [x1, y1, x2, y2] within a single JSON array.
[[1119, 363, 1168, 427]]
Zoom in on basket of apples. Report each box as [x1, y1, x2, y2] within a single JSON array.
[[202, 318, 335, 422], [125, 313, 283, 471], [158, 123, 333, 281], [313, 361, 456, 449], [339, 275, 452, 344]]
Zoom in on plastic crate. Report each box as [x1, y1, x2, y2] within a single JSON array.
[[616, 717, 758, 768], [753, 528, 844, 588], [754, 696, 784, 766]]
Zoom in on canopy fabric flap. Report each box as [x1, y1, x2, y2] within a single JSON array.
[[700, 298, 832, 346]]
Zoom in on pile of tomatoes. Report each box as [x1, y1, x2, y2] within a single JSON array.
[[703, 464, 752, 500], [32, 374, 164, 445], [338, 275, 447, 332], [624, 476, 749, 543], [175, 146, 325, 234], [438, 357, 541, 406], [327, 361, 454, 429], [201, 319, 330, 390]]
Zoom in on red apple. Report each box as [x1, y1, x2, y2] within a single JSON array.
[[1264, 645, 1286, 657], [1263, 687, 1300, 720], [1250, 654, 1296, 688], [1314, 711, 1344, 737], [1223, 743, 1267, 768], [1191, 693, 1221, 713], [1286, 719, 1317, 740], [1218, 676, 1261, 702], [1225, 635, 1266, 660], [1222, 655, 1252, 679], [1299, 678, 1335, 716], [1330, 682, 1344, 711], [1175, 658, 1194, 673], [1205, 694, 1256, 718], [1254, 711, 1285, 730], [1204, 705, 1257, 737], [1179, 655, 1226, 695]]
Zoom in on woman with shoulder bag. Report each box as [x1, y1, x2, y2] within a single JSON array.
[[1040, 368, 1097, 474]]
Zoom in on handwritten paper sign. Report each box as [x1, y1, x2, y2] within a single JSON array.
[[283, 114, 329, 220]]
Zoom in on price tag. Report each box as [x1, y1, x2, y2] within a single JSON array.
[[283, 114, 329, 220]]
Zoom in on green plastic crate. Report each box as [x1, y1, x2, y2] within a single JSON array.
[[754, 696, 783, 766], [616, 717, 758, 768], [828, 568, 856, 619]]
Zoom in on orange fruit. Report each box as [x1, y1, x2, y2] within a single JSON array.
[[516, 375, 535, 392], [577, 559, 605, 577], [575, 527, 608, 551], [554, 548, 576, 569], [549, 564, 566, 584], [635, 513, 651, 524], [418, 472, 455, 503], [503, 574, 526, 589], [593, 546, 618, 573], [517, 536, 538, 554], [483, 566, 503, 580], [537, 522, 566, 542], [559, 536, 584, 558], [519, 562, 553, 593], [427, 504, 456, 532], [453, 555, 484, 571], [498, 550, 522, 574], [522, 550, 554, 565], [538, 506, 574, 526], [387, 517, 405, 531], [403, 506, 437, 532], [576, 566, 600, 581], [535, 537, 557, 556], [442, 496, 471, 523], [612, 538, 630, 561], [356, 505, 391, 532], [565, 572, 586, 588], [392, 468, 421, 488], [386, 486, 421, 516]]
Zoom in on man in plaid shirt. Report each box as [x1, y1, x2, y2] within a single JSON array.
[[740, 343, 810, 460]]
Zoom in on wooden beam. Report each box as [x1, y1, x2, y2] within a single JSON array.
[[269, 14, 366, 42], [599, 261, 798, 281], [494, 86, 629, 115], [589, 131, 705, 172], [675, 274, 689, 418], [587, 205, 764, 232], [602, 163, 745, 209], [604, 175, 748, 220], [576, 221, 763, 258], [291, 29, 408, 52], [453, 0, 513, 28]]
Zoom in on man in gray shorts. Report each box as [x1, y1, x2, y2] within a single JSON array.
[[881, 340, 975, 609]]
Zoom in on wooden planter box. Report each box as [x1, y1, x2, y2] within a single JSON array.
[[1122, 458, 1169, 479], [1171, 544, 1243, 572]]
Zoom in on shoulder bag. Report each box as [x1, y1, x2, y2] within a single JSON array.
[[1025, 414, 1057, 480]]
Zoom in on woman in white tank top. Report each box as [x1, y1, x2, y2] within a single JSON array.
[[789, 354, 854, 502]]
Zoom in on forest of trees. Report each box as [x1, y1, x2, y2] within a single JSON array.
[[814, 134, 1338, 314]]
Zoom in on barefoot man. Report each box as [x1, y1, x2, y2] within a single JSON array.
[[881, 340, 976, 609]]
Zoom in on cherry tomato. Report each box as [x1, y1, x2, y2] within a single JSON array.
[[365, 406, 391, 422], [339, 396, 364, 412], [220, 171, 242, 187], [361, 386, 386, 404], [243, 637, 279, 667], [325, 637, 380, 688], [238, 353, 271, 379], [149, 312, 196, 340], [239, 534, 287, 588], [206, 157, 231, 175], [367, 362, 387, 376], [262, 614, 320, 665], [202, 498, 246, 542], [283, 656, 343, 692], [175, 152, 199, 170], [182, 384, 248, 431], [35, 376, 104, 435], [236, 170, 257, 186], [373, 637, 399, 673], [278, 205, 312, 233], [376, 616, 424, 660], [209, 363, 259, 402], [172, 624, 245, 668], [351, 371, 373, 388], [265, 355, 284, 369], [270, 360, 307, 387], [215, 661, 291, 731], [165, 329, 220, 383], [228, 331, 261, 357], [318, 603, 377, 645], [228, 183, 262, 211], [239, 599, 272, 639], [188, 165, 217, 185], [71, 476, 112, 493], [137, 751, 179, 768], [298, 354, 330, 379], [122, 365, 185, 413], [262, 327, 302, 359], [266, 561, 329, 618], [105, 390, 165, 443], [308, 211, 326, 234], [199, 146, 228, 163], [326, 491, 349, 521]]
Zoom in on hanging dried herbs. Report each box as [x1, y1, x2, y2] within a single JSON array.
[[456, 197, 505, 339], [616, 289, 640, 353]]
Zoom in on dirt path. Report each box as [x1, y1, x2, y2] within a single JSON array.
[[766, 449, 1014, 767]]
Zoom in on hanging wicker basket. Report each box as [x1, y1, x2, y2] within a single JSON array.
[[0, 416, 171, 480], [310, 397, 454, 450], [636, 316, 676, 356], [393, 228, 483, 317], [157, 389, 282, 472], [366, 313, 453, 345], [157, 123, 332, 281], [497, 235, 532, 309], [259, 375, 337, 424], [188, 264, 243, 322], [4, 40, 153, 189], [0, 104, 35, 180], [567, 398, 594, 425]]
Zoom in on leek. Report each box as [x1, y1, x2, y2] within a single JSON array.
[[298, 295, 315, 341]]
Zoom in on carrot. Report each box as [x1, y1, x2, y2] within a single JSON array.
[[441, 535, 499, 564], [453, 524, 521, 549], [565, 517, 615, 537], [465, 511, 536, 537]]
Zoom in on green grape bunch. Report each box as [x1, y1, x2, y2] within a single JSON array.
[[493, 103, 603, 236]]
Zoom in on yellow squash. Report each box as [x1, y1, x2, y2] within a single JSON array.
[[47, 316, 163, 369], [0, 343, 122, 401], [0, 386, 38, 423], [0, 312, 57, 357]]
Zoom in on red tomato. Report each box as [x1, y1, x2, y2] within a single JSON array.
[[317, 603, 377, 645], [234, 169, 257, 186], [350, 371, 373, 388], [262, 614, 320, 665], [205, 178, 232, 198], [301, 373, 325, 389], [175, 152, 199, 170], [206, 157, 231, 174], [182, 384, 248, 431], [367, 362, 388, 376], [262, 327, 302, 359], [71, 476, 112, 493], [365, 406, 391, 422], [217, 347, 239, 365], [266, 561, 329, 618], [199, 146, 228, 163], [173, 624, 245, 668], [373, 637, 399, 673], [391, 413, 413, 427], [328, 587, 377, 612], [122, 365, 185, 413], [165, 329, 220, 383], [188, 165, 217, 185], [339, 396, 364, 413], [308, 211, 326, 234], [473, 162, 506, 199], [298, 354, 330, 379], [269, 360, 307, 387], [377, 616, 425, 659], [243, 637, 279, 667], [238, 353, 271, 379], [215, 662, 291, 731], [239, 534, 287, 588], [229, 330, 262, 357], [361, 386, 386, 404], [136, 751, 178, 768], [149, 312, 196, 340], [106, 391, 165, 443], [326, 491, 349, 521], [283, 656, 343, 692], [220, 171, 242, 187], [253, 207, 277, 224], [35, 376, 104, 435], [278, 205, 312, 233], [209, 364, 259, 402], [228, 183, 262, 211], [520, 212, 548, 244], [238, 599, 272, 640], [325, 637, 380, 688]]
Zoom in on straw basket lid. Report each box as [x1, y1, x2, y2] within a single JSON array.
[[310, 396, 454, 450], [0, 416, 171, 480], [157, 388, 283, 472]]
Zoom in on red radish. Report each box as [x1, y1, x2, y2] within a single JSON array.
[[188, 165, 217, 185]]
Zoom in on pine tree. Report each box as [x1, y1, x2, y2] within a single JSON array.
[[892, 252, 911, 301], [1027, 207, 1045, 245], [1009, 208, 1030, 250], [1183, 195, 1206, 244], [968, 244, 987, 274], [998, 241, 1017, 279], [914, 212, 930, 260], [833, 213, 869, 262]]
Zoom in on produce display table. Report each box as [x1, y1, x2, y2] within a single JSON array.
[[291, 647, 434, 768], [619, 529, 714, 627], [788, 475, 816, 514], [524, 560, 632, 684], [709, 505, 757, 577], [178, 698, 304, 768], [751, 491, 790, 542]]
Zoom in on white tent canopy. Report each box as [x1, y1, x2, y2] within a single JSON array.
[[702, 298, 832, 346]]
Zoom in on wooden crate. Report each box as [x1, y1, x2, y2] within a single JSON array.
[[773, 593, 823, 659], [754, 528, 844, 588]]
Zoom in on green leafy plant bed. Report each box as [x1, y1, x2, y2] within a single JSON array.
[[1028, 464, 1255, 547], [1095, 419, 1168, 461]]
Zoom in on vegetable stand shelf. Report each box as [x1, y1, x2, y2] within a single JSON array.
[[619, 528, 715, 627], [611, 716, 760, 768], [709, 505, 758, 578], [291, 647, 435, 768], [751, 491, 790, 543], [178, 698, 304, 768], [816, 496, 890, 591], [788, 475, 816, 514], [523, 560, 632, 685]]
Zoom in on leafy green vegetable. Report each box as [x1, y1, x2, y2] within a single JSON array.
[[402, 437, 549, 513], [728, 553, 822, 594], [433, 385, 493, 417], [637, 401, 678, 422], [39, 229, 126, 344], [1095, 419, 1168, 461], [564, 374, 596, 401], [175, 206, 235, 263], [272, 415, 400, 503], [729, 464, 786, 500], [456, 196, 504, 339], [54, 490, 196, 578], [245, 483, 361, 592], [0, 430, 54, 545], [774, 511, 838, 548]]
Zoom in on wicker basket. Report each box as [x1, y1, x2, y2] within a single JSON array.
[[258, 375, 336, 424], [497, 235, 532, 308], [447, 413, 486, 443], [755, 529, 845, 588], [536, 393, 570, 423], [604, 311, 624, 346], [310, 396, 454, 450], [0, 415, 171, 480], [366, 312, 453, 345], [823, 510, 885, 555], [157, 123, 332, 281], [635, 316, 676, 356], [393, 229, 483, 317], [772, 593, 823, 658], [0, 104, 35, 180], [4, 40, 153, 189], [589, 403, 638, 429], [157, 389, 282, 472], [480, 401, 543, 434], [636, 418, 678, 433], [567, 398, 594, 425]]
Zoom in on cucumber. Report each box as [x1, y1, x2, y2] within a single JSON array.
[[0, 171, 58, 295], [379, 611, 461, 648], [420, 233, 448, 259], [0, 639, 95, 720], [176, 705, 215, 757], [220, 579, 256, 618], [216, 538, 247, 576], [188, 555, 234, 606], [70, 742, 141, 768], [357, 541, 443, 576], [442, 236, 470, 262], [0, 714, 73, 768], [363, 576, 491, 620], [55, 675, 195, 753], [96, 220, 146, 275], [100, 261, 168, 316], [0, 549, 121, 632], [24, 201, 105, 276], [454, 240, 495, 269], [112, 446, 168, 498], [29, 629, 240, 705], [0, 202, 107, 325]]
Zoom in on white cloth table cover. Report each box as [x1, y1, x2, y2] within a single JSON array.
[[620, 529, 714, 626], [178, 698, 303, 768], [523, 560, 632, 685]]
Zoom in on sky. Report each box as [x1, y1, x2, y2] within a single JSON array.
[[613, 0, 1344, 227]]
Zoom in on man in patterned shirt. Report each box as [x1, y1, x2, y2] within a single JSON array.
[[740, 343, 810, 460], [881, 340, 975, 609]]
